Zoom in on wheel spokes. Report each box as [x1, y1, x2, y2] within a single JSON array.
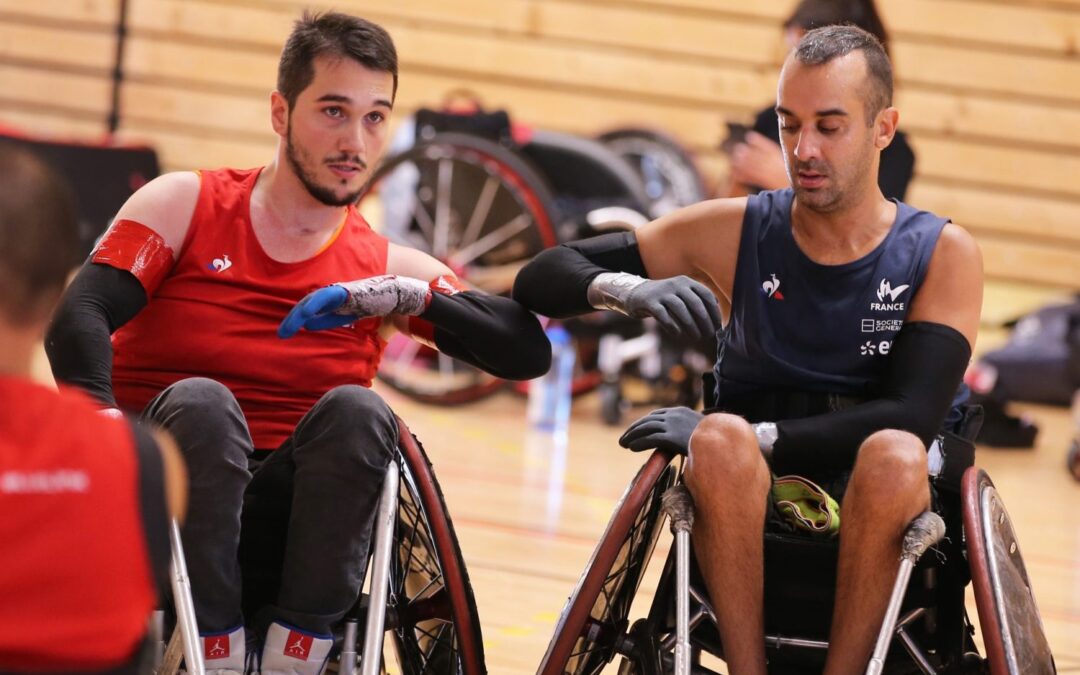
[[459, 174, 500, 251], [447, 213, 530, 268]]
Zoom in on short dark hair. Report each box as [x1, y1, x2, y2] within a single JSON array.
[[794, 24, 893, 122], [0, 142, 79, 323], [784, 0, 890, 56], [277, 11, 398, 110]]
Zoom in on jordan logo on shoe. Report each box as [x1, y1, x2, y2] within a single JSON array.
[[284, 631, 312, 660], [205, 636, 229, 660]]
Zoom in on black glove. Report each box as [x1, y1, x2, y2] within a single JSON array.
[[619, 406, 704, 454], [625, 276, 721, 344]]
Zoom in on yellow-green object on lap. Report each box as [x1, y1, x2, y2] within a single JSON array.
[[772, 475, 841, 536]]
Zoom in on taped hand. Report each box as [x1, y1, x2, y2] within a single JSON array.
[[278, 275, 431, 338]]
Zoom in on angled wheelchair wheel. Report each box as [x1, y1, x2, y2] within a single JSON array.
[[385, 419, 486, 675], [596, 128, 708, 217], [962, 467, 1056, 675], [360, 132, 560, 405], [538, 450, 681, 675]]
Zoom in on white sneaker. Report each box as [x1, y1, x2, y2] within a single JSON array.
[[259, 622, 333, 675], [198, 625, 246, 675]]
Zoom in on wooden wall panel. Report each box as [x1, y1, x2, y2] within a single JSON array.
[[0, 64, 112, 116], [0, 0, 119, 137], [1, 0, 1077, 291], [880, 0, 1080, 54], [0, 105, 108, 138], [0, 22, 116, 71], [0, 0, 119, 27]]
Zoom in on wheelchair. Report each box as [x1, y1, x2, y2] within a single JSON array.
[[358, 125, 653, 406], [536, 415, 1057, 674], [594, 127, 710, 218], [359, 118, 714, 416], [152, 416, 485, 675]]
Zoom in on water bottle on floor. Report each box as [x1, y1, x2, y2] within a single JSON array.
[[528, 325, 575, 433]]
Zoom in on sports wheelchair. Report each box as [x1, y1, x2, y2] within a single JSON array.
[[359, 113, 710, 412], [536, 412, 1057, 675], [152, 417, 485, 675]]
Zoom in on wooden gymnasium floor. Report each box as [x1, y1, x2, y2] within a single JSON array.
[[381, 382, 1080, 674]]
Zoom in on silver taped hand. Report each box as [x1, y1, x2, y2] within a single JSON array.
[[338, 275, 430, 317], [587, 272, 648, 314], [588, 273, 721, 344]]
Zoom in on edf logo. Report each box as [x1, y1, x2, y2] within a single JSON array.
[[860, 340, 893, 356]]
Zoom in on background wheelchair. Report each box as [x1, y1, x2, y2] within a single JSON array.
[[358, 111, 713, 419], [152, 417, 486, 675], [535, 430, 1057, 674]]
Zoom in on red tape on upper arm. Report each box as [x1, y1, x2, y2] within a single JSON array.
[[91, 219, 174, 296]]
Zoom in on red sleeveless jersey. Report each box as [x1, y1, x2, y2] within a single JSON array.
[[0, 377, 155, 670], [111, 168, 389, 449]]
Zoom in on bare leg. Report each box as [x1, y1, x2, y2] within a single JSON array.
[[684, 414, 771, 675], [823, 430, 930, 675]]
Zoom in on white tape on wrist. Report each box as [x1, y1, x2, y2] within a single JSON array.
[[339, 275, 431, 317], [752, 422, 778, 462], [587, 272, 648, 315]]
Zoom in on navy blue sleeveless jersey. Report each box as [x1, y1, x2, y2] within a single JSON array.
[[713, 188, 952, 408]]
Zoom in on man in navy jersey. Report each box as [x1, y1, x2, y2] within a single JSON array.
[[514, 25, 982, 675]]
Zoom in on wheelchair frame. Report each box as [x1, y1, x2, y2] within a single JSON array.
[[537, 451, 1056, 675], [153, 417, 485, 675]]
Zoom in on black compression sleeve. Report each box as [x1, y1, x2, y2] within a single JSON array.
[[512, 231, 648, 318], [45, 262, 147, 407], [771, 322, 972, 476], [421, 290, 552, 380]]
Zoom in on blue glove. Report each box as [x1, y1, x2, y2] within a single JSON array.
[[618, 406, 704, 454], [278, 285, 351, 338]]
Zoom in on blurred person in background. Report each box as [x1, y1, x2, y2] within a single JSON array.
[[726, 0, 915, 201], [0, 142, 186, 674]]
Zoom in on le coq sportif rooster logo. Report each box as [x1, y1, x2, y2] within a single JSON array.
[[208, 254, 233, 273], [762, 273, 784, 300]]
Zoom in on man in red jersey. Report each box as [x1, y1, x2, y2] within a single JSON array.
[[46, 11, 549, 675], [0, 143, 186, 673]]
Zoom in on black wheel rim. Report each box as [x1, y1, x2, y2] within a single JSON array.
[[539, 452, 681, 675], [360, 134, 558, 405]]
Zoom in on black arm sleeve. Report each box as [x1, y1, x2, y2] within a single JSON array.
[[44, 262, 147, 407], [421, 290, 552, 380], [512, 231, 648, 318], [771, 322, 972, 476], [130, 419, 171, 600]]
